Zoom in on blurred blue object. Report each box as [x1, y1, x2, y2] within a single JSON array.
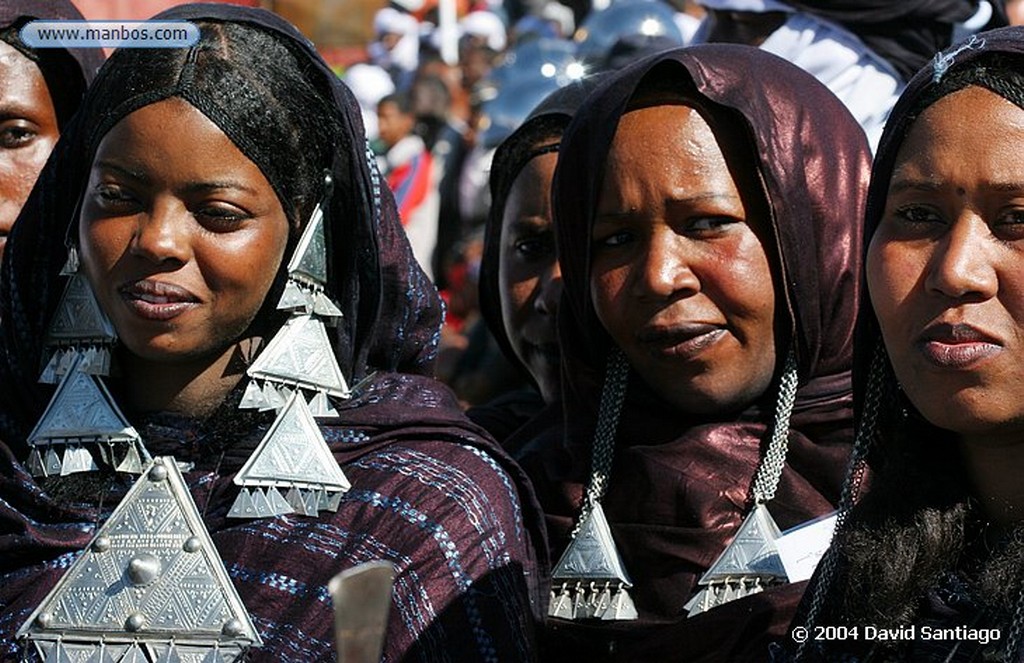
[[575, 0, 684, 62]]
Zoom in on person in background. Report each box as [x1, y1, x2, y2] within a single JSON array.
[[513, 44, 871, 661], [378, 91, 439, 279], [468, 78, 599, 443], [0, 0, 103, 262]]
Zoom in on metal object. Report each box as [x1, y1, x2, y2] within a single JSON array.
[[27, 355, 148, 477], [329, 561, 396, 663], [18, 457, 262, 660], [245, 315, 351, 401], [684, 504, 788, 616], [548, 502, 637, 620], [229, 392, 351, 519]]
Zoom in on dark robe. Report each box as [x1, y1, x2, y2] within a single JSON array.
[[512, 45, 872, 661], [0, 5, 545, 661]]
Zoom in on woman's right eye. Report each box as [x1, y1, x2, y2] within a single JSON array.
[[893, 204, 942, 225], [92, 185, 139, 211], [593, 230, 634, 248]]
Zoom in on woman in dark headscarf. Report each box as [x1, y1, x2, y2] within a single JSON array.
[[469, 78, 600, 443], [512, 44, 871, 660], [0, 0, 103, 260], [792, 26, 1024, 663], [0, 5, 543, 661]]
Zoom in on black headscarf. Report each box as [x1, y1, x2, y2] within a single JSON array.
[[0, 0, 105, 128]]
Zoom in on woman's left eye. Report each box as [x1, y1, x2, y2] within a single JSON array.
[[994, 208, 1024, 239], [194, 205, 249, 230]]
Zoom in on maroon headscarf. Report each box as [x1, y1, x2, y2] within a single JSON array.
[[513, 44, 871, 660]]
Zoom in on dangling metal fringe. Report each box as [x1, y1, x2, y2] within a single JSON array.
[[793, 342, 887, 661], [685, 348, 798, 616], [549, 350, 636, 621]]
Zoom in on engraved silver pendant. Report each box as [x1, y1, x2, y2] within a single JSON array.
[[18, 457, 262, 660], [244, 315, 351, 404], [548, 502, 638, 621], [228, 392, 350, 519], [40, 273, 117, 383], [27, 355, 149, 477], [684, 504, 789, 617]]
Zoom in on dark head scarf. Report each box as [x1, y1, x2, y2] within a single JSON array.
[[470, 77, 604, 442], [794, 27, 1024, 662], [0, 3, 444, 450], [0, 0, 104, 128], [514, 44, 871, 659]]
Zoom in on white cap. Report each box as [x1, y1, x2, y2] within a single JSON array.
[[459, 11, 508, 51]]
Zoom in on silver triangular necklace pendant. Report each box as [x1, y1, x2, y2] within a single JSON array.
[[17, 457, 262, 660], [229, 392, 350, 519], [549, 352, 637, 621], [27, 355, 148, 477], [684, 504, 789, 616], [548, 502, 638, 621], [245, 314, 351, 400]]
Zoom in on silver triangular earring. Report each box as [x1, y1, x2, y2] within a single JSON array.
[[29, 247, 151, 476], [18, 457, 263, 661], [40, 246, 117, 384], [548, 351, 637, 621], [228, 392, 350, 518], [229, 173, 352, 521], [686, 348, 799, 617]]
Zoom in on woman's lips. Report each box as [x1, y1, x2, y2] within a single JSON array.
[[916, 323, 1003, 369], [637, 322, 726, 360], [119, 280, 199, 321]]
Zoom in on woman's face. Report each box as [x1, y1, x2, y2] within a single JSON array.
[[0, 41, 60, 258], [79, 98, 290, 364], [499, 149, 562, 403], [869, 85, 1024, 445], [591, 103, 776, 414]]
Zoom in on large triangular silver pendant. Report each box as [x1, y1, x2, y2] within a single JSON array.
[[548, 503, 638, 621], [45, 273, 117, 350], [228, 392, 350, 519], [684, 504, 789, 616], [27, 358, 148, 477], [245, 315, 350, 398], [17, 457, 262, 660]]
